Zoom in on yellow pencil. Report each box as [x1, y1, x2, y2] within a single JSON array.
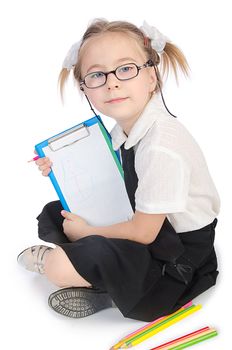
[[111, 306, 190, 350], [119, 304, 202, 348]]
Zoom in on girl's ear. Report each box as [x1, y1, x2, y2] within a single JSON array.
[[149, 68, 157, 92]]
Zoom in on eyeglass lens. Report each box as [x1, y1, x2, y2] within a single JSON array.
[[84, 63, 138, 88]]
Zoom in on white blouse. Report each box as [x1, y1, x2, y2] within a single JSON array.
[[110, 94, 220, 233]]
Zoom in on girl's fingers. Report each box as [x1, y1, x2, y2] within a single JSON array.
[[34, 156, 52, 176], [39, 164, 51, 172], [35, 159, 45, 166], [42, 168, 51, 176], [35, 157, 51, 166]]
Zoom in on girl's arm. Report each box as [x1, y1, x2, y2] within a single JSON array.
[[61, 210, 166, 244]]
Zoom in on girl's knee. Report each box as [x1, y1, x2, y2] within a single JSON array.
[[44, 247, 67, 286], [44, 246, 91, 288]]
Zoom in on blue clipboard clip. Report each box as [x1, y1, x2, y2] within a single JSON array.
[[48, 123, 90, 152]]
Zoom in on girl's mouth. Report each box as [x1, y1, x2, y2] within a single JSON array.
[[106, 97, 128, 104]]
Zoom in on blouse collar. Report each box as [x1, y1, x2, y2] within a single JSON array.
[[110, 93, 166, 150]]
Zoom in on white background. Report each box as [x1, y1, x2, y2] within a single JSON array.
[[0, 0, 231, 348]]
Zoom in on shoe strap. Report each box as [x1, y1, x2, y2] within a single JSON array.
[[33, 246, 52, 274]]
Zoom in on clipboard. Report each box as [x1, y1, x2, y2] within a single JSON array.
[[35, 116, 133, 226]]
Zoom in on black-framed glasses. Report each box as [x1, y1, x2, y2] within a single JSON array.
[[80, 59, 154, 89]]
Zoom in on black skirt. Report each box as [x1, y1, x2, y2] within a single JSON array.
[[37, 200, 218, 322]]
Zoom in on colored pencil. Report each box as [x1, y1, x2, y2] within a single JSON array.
[[111, 302, 193, 349], [119, 304, 202, 348], [28, 155, 40, 162], [150, 326, 210, 350], [167, 330, 218, 350]]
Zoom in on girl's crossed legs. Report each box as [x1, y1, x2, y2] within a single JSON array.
[[18, 244, 114, 318]]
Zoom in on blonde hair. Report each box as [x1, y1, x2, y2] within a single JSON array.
[[59, 19, 189, 97]]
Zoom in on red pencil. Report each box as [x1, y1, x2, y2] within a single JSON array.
[[150, 326, 210, 350]]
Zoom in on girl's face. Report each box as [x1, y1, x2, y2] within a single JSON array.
[[80, 32, 157, 131]]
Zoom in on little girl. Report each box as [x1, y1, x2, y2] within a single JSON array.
[[18, 19, 220, 322]]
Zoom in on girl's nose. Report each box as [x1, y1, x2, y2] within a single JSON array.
[[106, 72, 120, 89]]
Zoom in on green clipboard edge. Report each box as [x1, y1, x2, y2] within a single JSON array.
[[98, 121, 124, 179]]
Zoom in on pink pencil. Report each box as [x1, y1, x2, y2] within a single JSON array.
[[150, 326, 210, 350], [28, 155, 40, 162]]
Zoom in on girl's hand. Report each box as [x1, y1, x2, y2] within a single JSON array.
[[35, 157, 52, 176], [61, 210, 91, 241]]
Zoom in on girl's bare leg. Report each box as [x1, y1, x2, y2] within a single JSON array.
[[44, 246, 92, 288]]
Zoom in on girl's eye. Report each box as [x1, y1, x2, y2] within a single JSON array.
[[89, 72, 105, 79], [118, 65, 135, 73]]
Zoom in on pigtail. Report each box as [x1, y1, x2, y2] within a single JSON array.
[[58, 68, 72, 101], [160, 42, 190, 83]]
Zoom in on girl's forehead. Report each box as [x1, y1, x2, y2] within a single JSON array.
[[83, 32, 139, 51], [80, 32, 146, 71]]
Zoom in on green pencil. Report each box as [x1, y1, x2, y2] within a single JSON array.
[[167, 330, 218, 350]]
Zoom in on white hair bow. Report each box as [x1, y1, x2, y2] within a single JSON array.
[[62, 40, 82, 71], [140, 21, 169, 53]]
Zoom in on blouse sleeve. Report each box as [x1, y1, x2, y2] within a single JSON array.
[[134, 145, 191, 214]]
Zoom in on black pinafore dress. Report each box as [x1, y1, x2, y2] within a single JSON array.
[[37, 143, 219, 322]]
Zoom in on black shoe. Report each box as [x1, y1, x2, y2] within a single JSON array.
[[48, 287, 114, 318]]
